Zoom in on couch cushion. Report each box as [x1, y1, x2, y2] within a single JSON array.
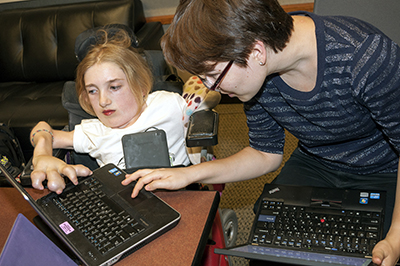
[[0, 0, 146, 82]]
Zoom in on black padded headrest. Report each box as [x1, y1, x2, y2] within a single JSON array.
[[74, 24, 140, 62]]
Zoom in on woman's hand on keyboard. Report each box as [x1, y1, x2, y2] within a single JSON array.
[[122, 167, 193, 198], [371, 233, 400, 266], [31, 155, 92, 194]]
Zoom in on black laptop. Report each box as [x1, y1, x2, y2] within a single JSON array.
[[0, 162, 180, 266], [215, 184, 386, 266]]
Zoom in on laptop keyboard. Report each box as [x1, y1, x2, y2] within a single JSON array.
[[52, 177, 147, 254], [252, 200, 383, 256]]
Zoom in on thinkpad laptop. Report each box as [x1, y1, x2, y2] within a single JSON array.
[[0, 162, 180, 266], [215, 184, 386, 266]]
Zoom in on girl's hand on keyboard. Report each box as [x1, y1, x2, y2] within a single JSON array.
[[31, 155, 92, 194]]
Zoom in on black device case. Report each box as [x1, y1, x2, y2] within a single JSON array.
[[122, 129, 170, 170]]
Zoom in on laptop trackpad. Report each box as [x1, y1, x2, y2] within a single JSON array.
[[117, 186, 150, 206]]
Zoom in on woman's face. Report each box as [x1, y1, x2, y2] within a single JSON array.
[[84, 62, 143, 129], [201, 58, 267, 102]]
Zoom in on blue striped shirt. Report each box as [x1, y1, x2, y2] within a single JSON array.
[[245, 12, 400, 174]]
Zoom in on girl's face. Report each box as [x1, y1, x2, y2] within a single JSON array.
[[84, 62, 143, 129]]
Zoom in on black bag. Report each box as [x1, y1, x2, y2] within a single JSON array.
[[0, 124, 26, 186]]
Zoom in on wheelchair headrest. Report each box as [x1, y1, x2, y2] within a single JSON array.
[[74, 24, 140, 62]]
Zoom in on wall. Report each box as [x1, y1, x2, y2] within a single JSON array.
[[141, 0, 177, 17]]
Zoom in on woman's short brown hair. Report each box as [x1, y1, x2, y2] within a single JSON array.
[[161, 0, 293, 74], [76, 28, 153, 116]]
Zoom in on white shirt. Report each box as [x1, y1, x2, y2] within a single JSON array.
[[73, 91, 190, 168]]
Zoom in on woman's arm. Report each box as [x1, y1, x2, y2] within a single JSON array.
[[123, 146, 283, 197], [30, 121, 91, 194]]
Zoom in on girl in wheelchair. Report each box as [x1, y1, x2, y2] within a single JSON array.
[[29, 27, 217, 194]]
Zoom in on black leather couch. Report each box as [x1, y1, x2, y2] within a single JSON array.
[[0, 0, 164, 161]]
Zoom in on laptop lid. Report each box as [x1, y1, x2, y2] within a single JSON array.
[[0, 162, 180, 266], [0, 213, 76, 266], [215, 184, 385, 266]]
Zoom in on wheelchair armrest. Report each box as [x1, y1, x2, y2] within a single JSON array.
[[186, 109, 219, 147]]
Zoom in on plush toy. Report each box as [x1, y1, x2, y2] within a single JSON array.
[[181, 76, 220, 164], [182, 76, 221, 127]]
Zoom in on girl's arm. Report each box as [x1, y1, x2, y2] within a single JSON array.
[[30, 121, 91, 194], [30, 121, 73, 153]]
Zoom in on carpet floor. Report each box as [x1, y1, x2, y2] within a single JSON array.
[[212, 104, 298, 266]]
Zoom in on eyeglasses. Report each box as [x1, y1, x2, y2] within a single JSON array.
[[198, 60, 234, 91]]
